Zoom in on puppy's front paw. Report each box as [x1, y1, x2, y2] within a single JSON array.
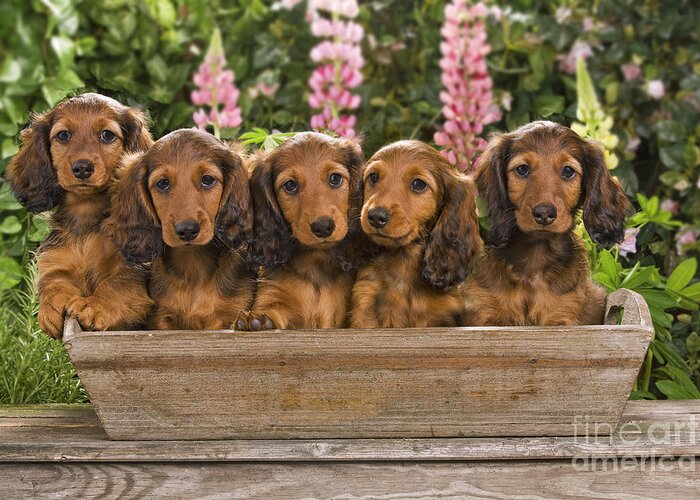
[[234, 311, 276, 331], [67, 296, 112, 331], [38, 301, 66, 338]]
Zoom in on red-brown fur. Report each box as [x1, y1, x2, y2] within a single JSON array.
[[5, 93, 154, 337], [235, 132, 364, 330], [104, 129, 254, 330], [351, 140, 482, 328], [465, 121, 628, 326]]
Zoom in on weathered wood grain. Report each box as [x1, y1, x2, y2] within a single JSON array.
[[1, 401, 699, 462], [2, 459, 699, 499], [62, 289, 653, 440]]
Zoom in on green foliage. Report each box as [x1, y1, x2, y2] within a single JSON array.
[[0, 264, 86, 404]]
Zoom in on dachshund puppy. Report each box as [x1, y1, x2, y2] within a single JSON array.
[[350, 140, 482, 328], [105, 129, 254, 330], [235, 132, 363, 330], [5, 93, 154, 337], [466, 121, 628, 326]]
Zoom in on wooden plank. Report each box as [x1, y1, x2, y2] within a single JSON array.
[[1, 401, 698, 462], [61, 289, 652, 440], [1, 460, 698, 499]]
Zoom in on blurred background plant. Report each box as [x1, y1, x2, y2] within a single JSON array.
[[0, 0, 698, 402]]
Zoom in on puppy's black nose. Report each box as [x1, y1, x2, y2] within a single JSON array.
[[310, 216, 335, 238], [368, 207, 390, 229], [71, 159, 94, 180], [532, 204, 557, 226], [175, 220, 200, 241]]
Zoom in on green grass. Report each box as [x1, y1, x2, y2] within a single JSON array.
[[0, 264, 87, 404]]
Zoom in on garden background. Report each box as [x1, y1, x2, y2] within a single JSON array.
[[0, 0, 699, 403]]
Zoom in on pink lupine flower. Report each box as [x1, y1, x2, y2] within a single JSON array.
[[434, 0, 501, 171], [660, 198, 680, 215], [306, 0, 364, 137], [621, 63, 641, 81], [619, 227, 639, 257], [676, 229, 698, 255], [191, 28, 242, 138], [646, 79, 665, 100], [582, 16, 595, 32], [558, 40, 593, 74]]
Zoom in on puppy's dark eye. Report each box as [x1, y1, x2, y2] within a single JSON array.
[[515, 164, 530, 177], [368, 172, 379, 184], [100, 130, 116, 143], [56, 130, 71, 143], [201, 175, 217, 188], [411, 178, 428, 193], [561, 165, 576, 180], [283, 179, 298, 194], [329, 173, 343, 188], [155, 178, 170, 192]]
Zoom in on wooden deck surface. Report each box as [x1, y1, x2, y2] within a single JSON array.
[[1, 401, 699, 498]]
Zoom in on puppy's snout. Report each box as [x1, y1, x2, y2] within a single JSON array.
[[310, 217, 335, 238], [368, 207, 390, 229], [71, 159, 94, 180], [175, 220, 200, 242], [531, 204, 557, 226]]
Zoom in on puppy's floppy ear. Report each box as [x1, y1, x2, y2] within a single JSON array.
[[120, 107, 153, 153], [103, 152, 163, 264], [580, 140, 628, 247], [332, 136, 367, 271], [5, 111, 62, 213], [215, 142, 253, 247], [245, 155, 294, 268], [475, 134, 516, 247], [423, 173, 483, 290]]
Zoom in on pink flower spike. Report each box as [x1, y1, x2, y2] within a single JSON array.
[[190, 28, 243, 137], [306, 1, 364, 137], [434, 0, 500, 171]]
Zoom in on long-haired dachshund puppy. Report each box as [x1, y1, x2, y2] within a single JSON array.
[[465, 121, 628, 326], [5, 93, 154, 337], [235, 132, 363, 330], [350, 140, 482, 328], [105, 129, 255, 330]]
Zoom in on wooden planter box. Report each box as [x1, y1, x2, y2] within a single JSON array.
[[63, 289, 652, 441]]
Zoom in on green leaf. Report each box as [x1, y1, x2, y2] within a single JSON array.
[[0, 256, 22, 290], [598, 250, 620, 287], [656, 380, 697, 400], [592, 272, 616, 290], [667, 258, 697, 292], [680, 281, 700, 301], [534, 95, 565, 117], [637, 193, 649, 210], [620, 265, 656, 290], [145, 0, 176, 28], [50, 36, 75, 69], [629, 390, 657, 400], [0, 58, 22, 83], [648, 305, 672, 329], [639, 289, 679, 310], [653, 340, 690, 372], [645, 196, 659, 217], [0, 215, 22, 234]]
